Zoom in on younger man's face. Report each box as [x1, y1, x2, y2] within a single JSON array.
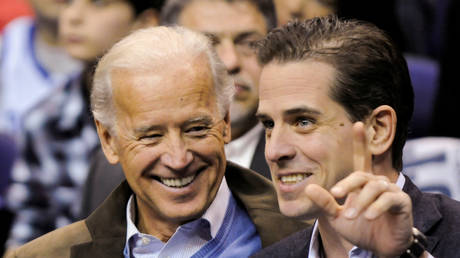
[[257, 60, 355, 219]]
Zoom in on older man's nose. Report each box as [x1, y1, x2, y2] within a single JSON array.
[[160, 137, 194, 171]]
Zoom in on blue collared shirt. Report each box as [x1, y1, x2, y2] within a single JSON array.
[[123, 176, 261, 257]]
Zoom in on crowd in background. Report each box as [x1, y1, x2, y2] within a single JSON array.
[[0, 0, 459, 256]]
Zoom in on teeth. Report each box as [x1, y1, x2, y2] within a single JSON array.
[[280, 173, 311, 184], [160, 174, 195, 188]]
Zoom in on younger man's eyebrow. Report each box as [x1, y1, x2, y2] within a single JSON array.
[[256, 106, 321, 120], [255, 112, 270, 121], [283, 106, 321, 116]]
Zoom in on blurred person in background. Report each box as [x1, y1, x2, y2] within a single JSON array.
[[4, 0, 163, 248], [0, 0, 82, 252], [0, 0, 82, 141], [274, 0, 336, 26], [0, 0, 32, 31]]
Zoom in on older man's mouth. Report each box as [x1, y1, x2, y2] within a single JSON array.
[[150, 167, 206, 188], [279, 173, 313, 185], [159, 174, 196, 188]]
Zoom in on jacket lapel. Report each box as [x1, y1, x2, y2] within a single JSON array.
[[71, 181, 132, 257], [403, 175, 441, 252], [249, 132, 271, 179]]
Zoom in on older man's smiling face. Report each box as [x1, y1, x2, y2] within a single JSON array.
[[101, 54, 230, 232]]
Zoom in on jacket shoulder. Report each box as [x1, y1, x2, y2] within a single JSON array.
[[6, 220, 91, 258], [251, 227, 313, 258]]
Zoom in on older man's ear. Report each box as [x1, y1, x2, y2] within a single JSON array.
[[95, 119, 120, 164], [223, 111, 232, 144]]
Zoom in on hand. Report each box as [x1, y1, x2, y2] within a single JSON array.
[[305, 122, 413, 257]]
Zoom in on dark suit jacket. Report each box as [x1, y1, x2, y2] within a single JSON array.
[[80, 131, 270, 218], [8, 162, 308, 258], [252, 175, 460, 257]]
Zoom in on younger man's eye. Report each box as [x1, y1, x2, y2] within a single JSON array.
[[295, 118, 313, 128], [91, 0, 109, 7], [261, 120, 274, 130]]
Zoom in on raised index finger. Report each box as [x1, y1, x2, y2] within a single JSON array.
[[353, 122, 372, 173]]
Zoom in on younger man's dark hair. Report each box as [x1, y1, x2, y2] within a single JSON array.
[[256, 15, 414, 171]]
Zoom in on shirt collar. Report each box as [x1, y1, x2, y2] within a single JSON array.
[[396, 172, 406, 189], [225, 124, 263, 167], [125, 176, 231, 245], [308, 172, 406, 257]]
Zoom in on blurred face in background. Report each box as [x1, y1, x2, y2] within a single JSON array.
[[274, 0, 335, 25], [29, 0, 68, 21], [179, 0, 267, 139], [59, 0, 137, 62]]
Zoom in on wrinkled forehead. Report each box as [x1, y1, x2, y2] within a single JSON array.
[[110, 55, 217, 114]]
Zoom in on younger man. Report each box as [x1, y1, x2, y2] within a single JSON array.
[[253, 16, 460, 257]]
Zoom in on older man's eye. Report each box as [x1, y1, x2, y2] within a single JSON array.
[[186, 126, 209, 136], [139, 134, 162, 141]]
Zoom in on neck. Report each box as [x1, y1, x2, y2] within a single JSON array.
[[35, 16, 60, 46], [372, 151, 399, 183], [135, 198, 179, 243], [317, 217, 353, 258]]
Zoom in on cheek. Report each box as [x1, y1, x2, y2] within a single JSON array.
[[120, 144, 161, 175], [299, 133, 331, 163]]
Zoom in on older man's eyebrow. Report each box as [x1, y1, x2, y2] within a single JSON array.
[[183, 115, 214, 126], [134, 125, 164, 135]]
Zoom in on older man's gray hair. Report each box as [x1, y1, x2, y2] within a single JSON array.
[[91, 26, 234, 133]]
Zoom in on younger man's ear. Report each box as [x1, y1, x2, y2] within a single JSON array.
[[132, 8, 160, 30], [366, 105, 396, 155], [95, 119, 120, 164]]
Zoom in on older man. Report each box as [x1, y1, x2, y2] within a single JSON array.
[[81, 0, 278, 218], [252, 16, 460, 257], [6, 26, 306, 258]]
